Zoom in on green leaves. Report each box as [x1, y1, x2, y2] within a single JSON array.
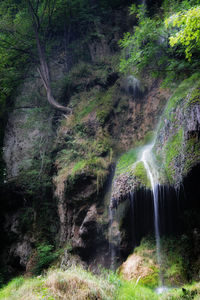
[[165, 6, 200, 61], [119, 5, 166, 75], [119, 1, 200, 87]]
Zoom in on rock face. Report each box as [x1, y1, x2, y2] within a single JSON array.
[[0, 55, 67, 277], [1, 9, 169, 276], [3, 54, 67, 179], [154, 75, 200, 186], [3, 105, 53, 179], [120, 253, 156, 281]]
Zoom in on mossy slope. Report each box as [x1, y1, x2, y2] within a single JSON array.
[[154, 73, 200, 185]]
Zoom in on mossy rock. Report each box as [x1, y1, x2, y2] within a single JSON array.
[[164, 128, 184, 183], [130, 161, 151, 189]]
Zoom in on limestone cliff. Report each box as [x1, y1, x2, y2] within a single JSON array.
[[2, 4, 200, 279], [0, 11, 169, 276]]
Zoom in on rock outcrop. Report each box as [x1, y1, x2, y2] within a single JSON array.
[[154, 74, 200, 186]]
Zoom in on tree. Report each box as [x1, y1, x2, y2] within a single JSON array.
[[165, 6, 200, 61], [119, 4, 168, 75], [0, 0, 74, 112]]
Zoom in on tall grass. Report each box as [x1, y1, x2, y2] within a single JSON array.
[[0, 267, 116, 300], [1, 265, 199, 300], [0, 266, 158, 300]]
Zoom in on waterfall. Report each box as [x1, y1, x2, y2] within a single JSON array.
[[125, 75, 143, 98], [141, 145, 161, 268], [141, 144, 169, 293], [108, 206, 116, 270], [130, 191, 136, 246], [108, 174, 121, 270]]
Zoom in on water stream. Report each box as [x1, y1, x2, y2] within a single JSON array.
[[108, 142, 180, 293], [140, 144, 169, 293], [141, 145, 161, 270], [108, 206, 116, 270]]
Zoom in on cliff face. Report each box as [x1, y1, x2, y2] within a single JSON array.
[[2, 2, 200, 279], [0, 7, 170, 275], [107, 73, 200, 277], [154, 73, 200, 186]]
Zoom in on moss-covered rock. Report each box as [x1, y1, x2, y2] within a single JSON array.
[[120, 236, 190, 289], [131, 161, 151, 189], [154, 73, 200, 185]]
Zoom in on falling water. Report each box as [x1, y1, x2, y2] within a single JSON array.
[[130, 191, 135, 245], [108, 197, 122, 270], [125, 75, 142, 98], [108, 206, 116, 270], [140, 144, 164, 288]]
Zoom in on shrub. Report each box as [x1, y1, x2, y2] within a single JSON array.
[[33, 244, 59, 275]]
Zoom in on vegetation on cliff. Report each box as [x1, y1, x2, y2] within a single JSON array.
[[0, 0, 200, 299], [119, 0, 200, 87]]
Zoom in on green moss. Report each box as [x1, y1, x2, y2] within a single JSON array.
[[140, 266, 159, 289], [77, 97, 98, 121], [132, 161, 151, 188], [72, 89, 99, 123], [96, 86, 116, 125], [165, 73, 200, 118], [183, 138, 200, 176], [134, 236, 155, 254], [114, 96, 129, 114], [133, 236, 189, 288], [66, 155, 110, 193], [164, 128, 184, 183], [186, 85, 200, 107], [91, 135, 112, 157], [71, 160, 87, 176], [161, 237, 189, 286], [115, 148, 139, 176]]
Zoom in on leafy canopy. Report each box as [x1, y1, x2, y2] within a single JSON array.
[[119, 1, 200, 86], [165, 5, 200, 61], [119, 4, 168, 75]]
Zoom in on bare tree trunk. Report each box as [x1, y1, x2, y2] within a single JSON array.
[[28, 0, 71, 113], [35, 33, 71, 112]]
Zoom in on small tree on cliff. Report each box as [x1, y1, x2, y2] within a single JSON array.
[[0, 0, 74, 112]]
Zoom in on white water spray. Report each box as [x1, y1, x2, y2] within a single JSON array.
[[140, 144, 170, 295], [141, 145, 162, 269], [108, 206, 116, 270]]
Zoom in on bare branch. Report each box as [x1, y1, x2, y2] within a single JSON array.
[[27, 0, 40, 30]]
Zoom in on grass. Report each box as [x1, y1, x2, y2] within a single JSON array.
[[116, 280, 158, 300], [0, 266, 160, 300], [160, 282, 200, 300], [0, 267, 116, 300], [0, 239, 199, 300]]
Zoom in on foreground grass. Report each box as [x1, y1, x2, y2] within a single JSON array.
[[0, 266, 158, 300], [161, 282, 200, 300], [1, 266, 199, 300]]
